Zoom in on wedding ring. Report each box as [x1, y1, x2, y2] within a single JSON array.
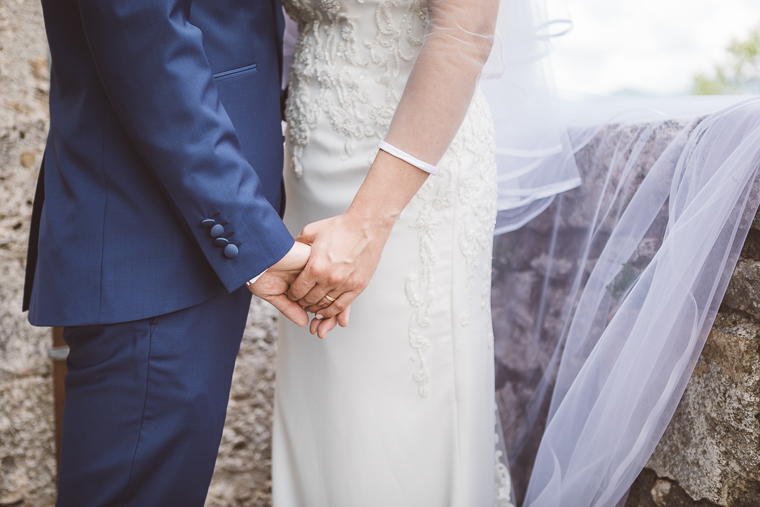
[[324, 294, 337, 303]]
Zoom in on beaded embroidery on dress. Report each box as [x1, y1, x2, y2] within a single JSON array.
[[273, 1, 510, 506], [284, 0, 427, 175]]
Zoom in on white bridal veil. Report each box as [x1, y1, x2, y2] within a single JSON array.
[[477, 0, 760, 506], [481, 0, 581, 234], [486, 0, 760, 503], [496, 96, 760, 506]]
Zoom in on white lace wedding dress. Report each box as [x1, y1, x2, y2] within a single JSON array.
[[272, 1, 511, 505]]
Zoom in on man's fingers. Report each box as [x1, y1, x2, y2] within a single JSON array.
[[272, 241, 311, 272], [316, 292, 356, 320], [303, 299, 333, 314], [267, 294, 309, 327]]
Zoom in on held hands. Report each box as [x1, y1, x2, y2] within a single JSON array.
[[246, 211, 388, 339], [247, 208, 394, 339], [282, 151, 427, 339], [248, 150, 429, 338], [288, 210, 395, 338]]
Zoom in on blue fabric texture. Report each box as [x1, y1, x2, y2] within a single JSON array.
[[24, 0, 294, 326], [56, 287, 252, 507]]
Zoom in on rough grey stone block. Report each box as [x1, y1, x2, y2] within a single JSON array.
[[206, 301, 279, 507], [644, 291, 760, 507]]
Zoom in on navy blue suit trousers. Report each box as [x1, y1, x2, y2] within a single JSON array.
[[58, 288, 252, 507]]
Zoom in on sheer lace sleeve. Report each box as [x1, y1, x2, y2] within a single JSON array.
[[380, 0, 500, 174]]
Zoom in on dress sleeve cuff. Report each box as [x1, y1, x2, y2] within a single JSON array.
[[378, 140, 439, 176]]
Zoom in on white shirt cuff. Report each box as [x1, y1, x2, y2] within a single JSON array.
[[245, 270, 267, 287]]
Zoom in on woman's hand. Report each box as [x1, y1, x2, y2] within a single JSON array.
[[288, 150, 431, 338], [287, 209, 394, 321]]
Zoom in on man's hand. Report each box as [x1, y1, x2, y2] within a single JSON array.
[[248, 241, 311, 327], [287, 211, 394, 322]]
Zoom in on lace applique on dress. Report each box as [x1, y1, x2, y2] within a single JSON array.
[[404, 92, 496, 396], [284, 0, 427, 177], [495, 434, 516, 507], [285, 0, 497, 396], [495, 404, 516, 507], [404, 167, 455, 397], [452, 93, 498, 327]]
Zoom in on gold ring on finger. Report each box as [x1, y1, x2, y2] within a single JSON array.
[[324, 294, 337, 303]]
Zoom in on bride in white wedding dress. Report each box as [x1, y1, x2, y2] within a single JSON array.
[[271, 0, 510, 505]]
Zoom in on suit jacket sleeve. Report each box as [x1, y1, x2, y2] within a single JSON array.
[[75, 0, 294, 292]]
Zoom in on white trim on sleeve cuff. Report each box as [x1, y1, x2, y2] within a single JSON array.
[[378, 140, 439, 176]]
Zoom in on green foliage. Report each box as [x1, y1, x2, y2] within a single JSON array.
[[605, 261, 639, 300], [692, 24, 760, 95]]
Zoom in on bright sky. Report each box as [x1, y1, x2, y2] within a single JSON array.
[[551, 0, 760, 97]]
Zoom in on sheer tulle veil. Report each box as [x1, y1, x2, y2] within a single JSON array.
[[485, 2, 760, 506], [508, 96, 760, 507], [481, 0, 581, 234]]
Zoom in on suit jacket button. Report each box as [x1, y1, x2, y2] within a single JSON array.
[[223, 244, 239, 259], [201, 219, 216, 228], [210, 224, 225, 238], [214, 237, 229, 247]]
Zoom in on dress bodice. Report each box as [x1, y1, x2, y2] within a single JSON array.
[[283, 0, 428, 176]]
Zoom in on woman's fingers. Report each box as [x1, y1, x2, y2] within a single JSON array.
[[303, 290, 343, 313], [316, 316, 340, 339], [337, 305, 351, 327], [306, 305, 351, 339], [316, 292, 356, 320], [310, 315, 338, 339], [287, 270, 317, 302], [296, 282, 339, 308], [309, 315, 321, 335]]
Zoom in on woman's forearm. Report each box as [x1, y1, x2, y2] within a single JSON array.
[[346, 149, 431, 233]]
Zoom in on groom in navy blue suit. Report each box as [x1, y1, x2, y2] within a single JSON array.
[[23, 0, 309, 505]]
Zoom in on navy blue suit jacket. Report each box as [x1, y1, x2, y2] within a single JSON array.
[[23, 0, 294, 326]]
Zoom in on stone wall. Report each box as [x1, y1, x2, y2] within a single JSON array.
[[0, 0, 57, 505], [492, 117, 760, 507], [626, 223, 760, 506], [206, 302, 278, 507]]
